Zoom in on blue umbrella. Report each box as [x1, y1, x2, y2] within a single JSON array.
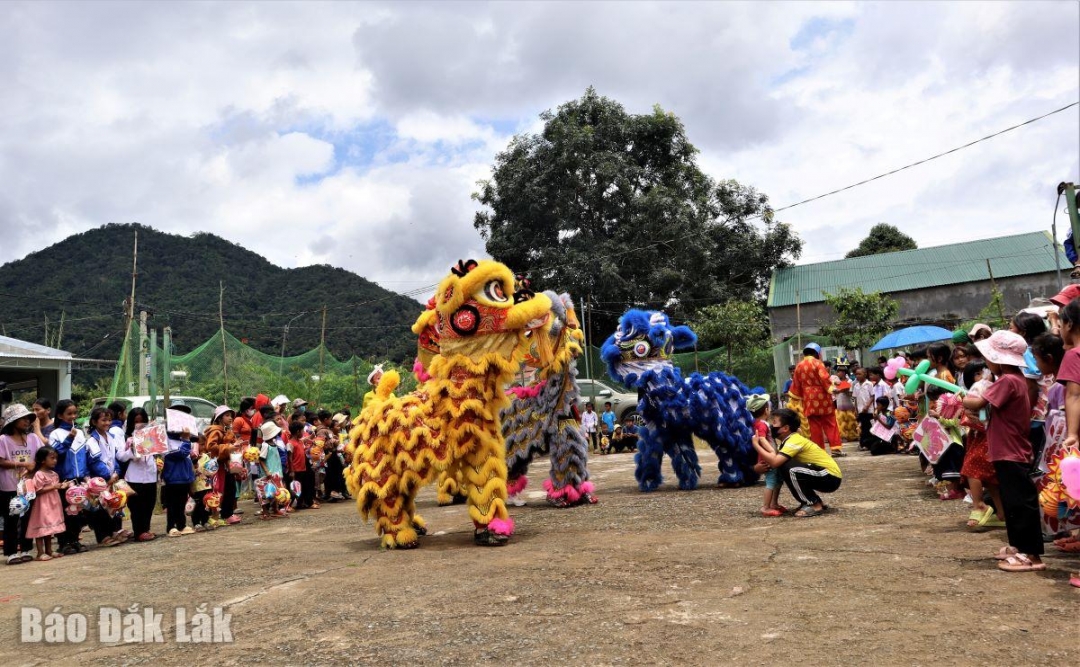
[[870, 325, 954, 352]]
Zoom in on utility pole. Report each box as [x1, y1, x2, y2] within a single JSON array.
[[139, 311, 149, 394], [219, 281, 229, 405], [1063, 182, 1080, 288], [318, 306, 327, 405], [122, 229, 139, 396], [580, 296, 592, 386], [1052, 186, 1064, 290], [280, 312, 304, 378], [55, 311, 65, 349], [149, 328, 158, 418], [129, 230, 138, 324], [163, 327, 172, 407]]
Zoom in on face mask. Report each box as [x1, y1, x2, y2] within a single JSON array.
[[770, 426, 784, 441], [245, 409, 255, 417]]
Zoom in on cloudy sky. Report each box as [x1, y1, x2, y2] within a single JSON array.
[[1, 1, 1077, 296]]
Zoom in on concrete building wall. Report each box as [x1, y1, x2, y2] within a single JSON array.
[[768, 271, 1061, 340]]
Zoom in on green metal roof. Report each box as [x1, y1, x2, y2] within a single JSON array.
[[768, 231, 1062, 308]]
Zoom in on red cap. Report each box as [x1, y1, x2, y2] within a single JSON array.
[[1051, 284, 1080, 308]]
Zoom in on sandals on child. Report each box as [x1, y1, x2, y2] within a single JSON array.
[[997, 554, 1046, 572], [971, 506, 1005, 529], [994, 546, 1019, 560]]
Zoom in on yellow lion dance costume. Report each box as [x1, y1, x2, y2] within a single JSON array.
[[345, 259, 551, 548]]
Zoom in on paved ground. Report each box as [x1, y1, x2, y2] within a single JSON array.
[[2, 447, 1078, 665]]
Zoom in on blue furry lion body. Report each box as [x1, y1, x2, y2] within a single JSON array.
[[600, 309, 758, 491]]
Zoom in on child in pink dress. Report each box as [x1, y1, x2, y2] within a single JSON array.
[[26, 446, 70, 561]]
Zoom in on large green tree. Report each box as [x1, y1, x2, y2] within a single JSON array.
[[816, 287, 899, 351], [845, 223, 917, 258], [473, 88, 802, 344]]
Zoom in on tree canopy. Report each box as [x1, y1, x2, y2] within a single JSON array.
[[687, 300, 770, 367], [845, 223, 918, 258], [474, 87, 802, 344], [816, 287, 899, 351]]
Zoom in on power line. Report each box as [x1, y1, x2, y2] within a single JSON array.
[[524, 99, 1080, 277], [771, 101, 1079, 214]]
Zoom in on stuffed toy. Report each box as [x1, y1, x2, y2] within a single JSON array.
[[65, 484, 88, 506], [345, 259, 551, 548], [204, 491, 222, 510], [600, 309, 756, 491], [85, 477, 108, 497], [8, 495, 29, 517]]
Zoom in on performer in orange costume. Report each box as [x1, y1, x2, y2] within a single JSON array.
[[790, 342, 843, 456]]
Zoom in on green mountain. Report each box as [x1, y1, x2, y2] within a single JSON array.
[[0, 223, 423, 363]]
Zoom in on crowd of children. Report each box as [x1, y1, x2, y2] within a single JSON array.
[[749, 285, 1080, 579], [0, 391, 355, 564], [847, 286, 1080, 578]]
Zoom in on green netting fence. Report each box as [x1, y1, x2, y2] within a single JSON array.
[[107, 320, 416, 414], [579, 342, 781, 395], [107, 321, 795, 414]]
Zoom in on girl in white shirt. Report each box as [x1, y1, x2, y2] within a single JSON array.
[[116, 408, 159, 542]]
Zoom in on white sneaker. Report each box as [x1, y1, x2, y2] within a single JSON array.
[[167, 528, 181, 538], [507, 493, 526, 507], [179, 526, 195, 535]]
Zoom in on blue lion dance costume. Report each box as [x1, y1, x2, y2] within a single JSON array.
[[600, 309, 758, 491]]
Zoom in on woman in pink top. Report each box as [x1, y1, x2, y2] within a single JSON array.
[[0, 404, 44, 564]]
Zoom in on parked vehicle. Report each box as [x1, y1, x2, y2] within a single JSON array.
[[87, 395, 217, 433], [576, 379, 639, 423]]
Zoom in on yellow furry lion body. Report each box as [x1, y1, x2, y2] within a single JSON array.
[[344, 259, 550, 548]]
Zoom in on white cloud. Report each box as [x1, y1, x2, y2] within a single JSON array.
[[396, 111, 494, 145]]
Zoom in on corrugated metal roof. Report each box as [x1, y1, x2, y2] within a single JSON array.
[[0, 335, 72, 358], [768, 231, 1062, 308]]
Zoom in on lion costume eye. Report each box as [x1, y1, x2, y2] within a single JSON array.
[[478, 279, 509, 304], [633, 341, 651, 358]]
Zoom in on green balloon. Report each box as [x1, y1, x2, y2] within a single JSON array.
[[920, 374, 963, 395], [897, 359, 962, 395], [905, 360, 929, 394]]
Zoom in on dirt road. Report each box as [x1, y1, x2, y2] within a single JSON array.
[[1, 449, 1077, 665]]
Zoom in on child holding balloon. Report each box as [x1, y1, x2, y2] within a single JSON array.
[[963, 331, 1044, 572]]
